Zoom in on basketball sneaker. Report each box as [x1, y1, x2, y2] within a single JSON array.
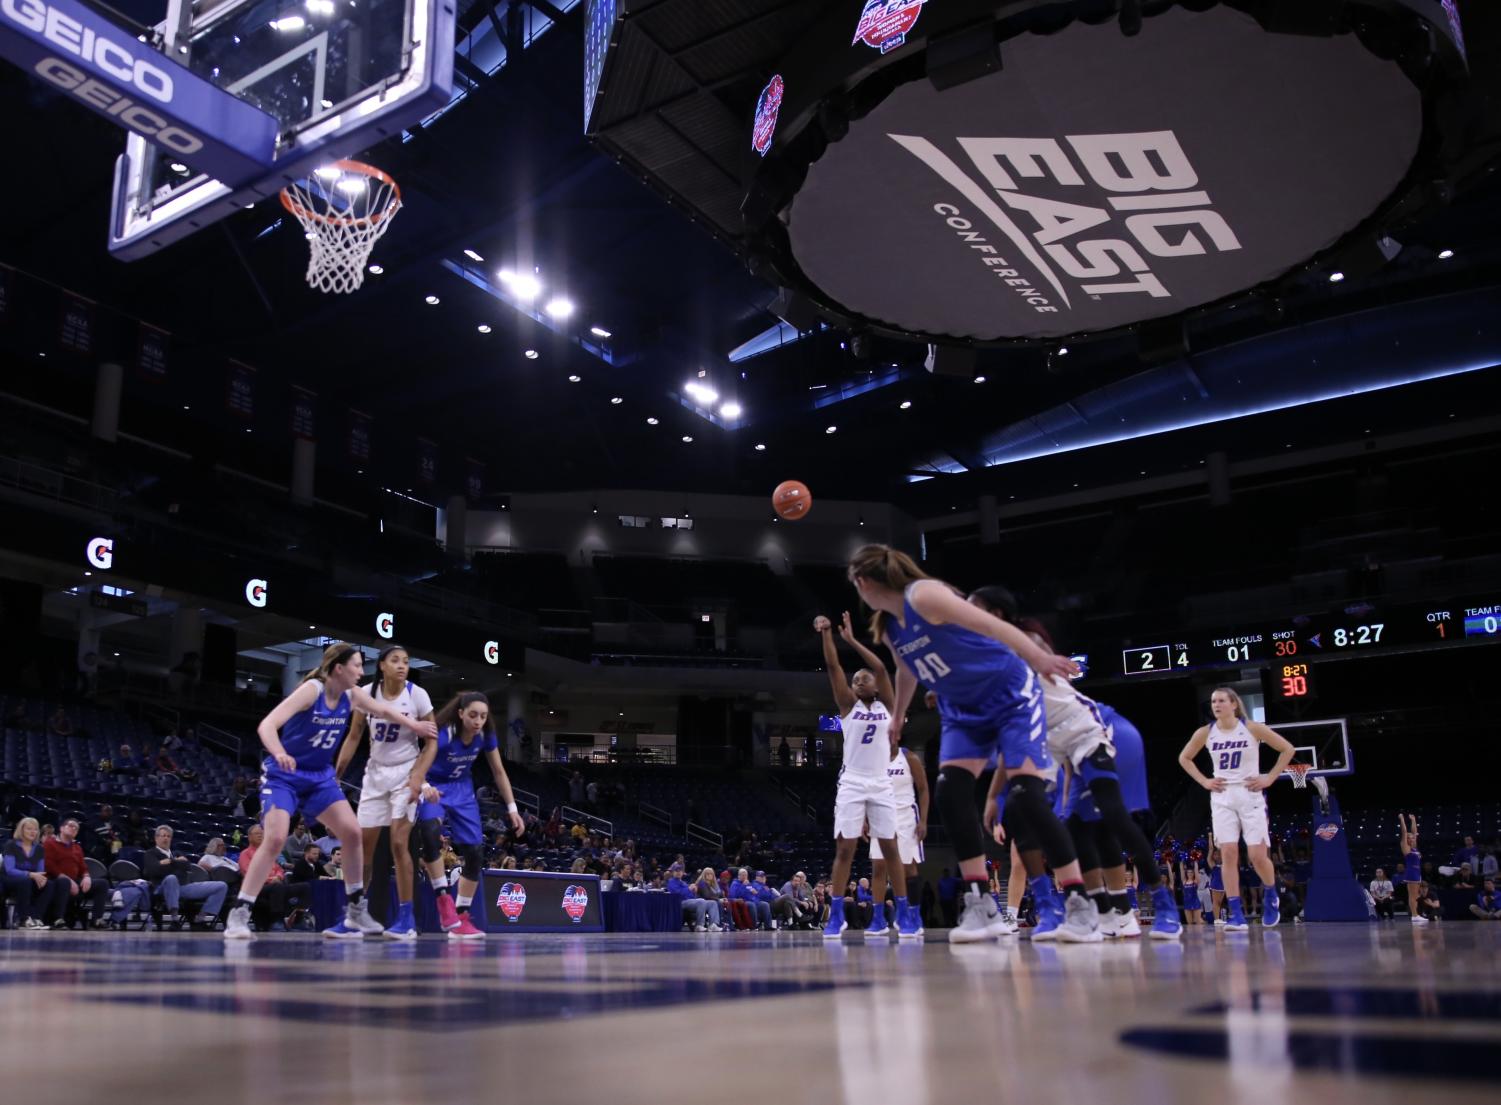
[[449, 913, 485, 940], [865, 906, 891, 939], [949, 887, 1002, 944], [822, 898, 847, 940], [992, 908, 1020, 937], [435, 893, 462, 932], [1097, 908, 1121, 938], [223, 904, 254, 941], [1056, 894, 1104, 943], [1224, 898, 1249, 932], [1410, 915, 1429, 926], [1149, 888, 1183, 940], [897, 902, 924, 939], [384, 902, 417, 940], [1115, 910, 1143, 939], [1261, 884, 1281, 928], [345, 899, 385, 936]]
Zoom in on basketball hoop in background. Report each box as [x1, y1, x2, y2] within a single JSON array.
[[1287, 764, 1312, 789], [281, 161, 402, 294]]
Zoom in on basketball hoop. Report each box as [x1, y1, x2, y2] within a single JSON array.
[[1286, 764, 1312, 789], [281, 160, 402, 294]]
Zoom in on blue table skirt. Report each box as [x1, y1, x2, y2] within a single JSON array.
[[601, 890, 682, 933], [309, 879, 451, 932]]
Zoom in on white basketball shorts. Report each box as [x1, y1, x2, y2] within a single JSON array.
[[1210, 785, 1269, 847], [1046, 705, 1113, 770], [357, 759, 419, 828], [895, 802, 923, 866], [834, 775, 898, 841]]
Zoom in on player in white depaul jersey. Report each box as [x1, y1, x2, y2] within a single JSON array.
[[871, 736, 929, 936], [817, 613, 921, 940], [334, 645, 434, 940], [1178, 687, 1295, 932]]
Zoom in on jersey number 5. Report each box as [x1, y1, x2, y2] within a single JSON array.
[[912, 653, 951, 684]]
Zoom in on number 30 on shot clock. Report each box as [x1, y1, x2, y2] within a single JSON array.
[[1275, 662, 1315, 700]]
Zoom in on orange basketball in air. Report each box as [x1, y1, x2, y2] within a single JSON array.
[[773, 480, 812, 521]]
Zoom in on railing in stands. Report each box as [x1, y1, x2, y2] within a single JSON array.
[[771, 775, 819, 824], [686, 821, 723, 848], [511, 786, 540, 815], [563, 805, 613, 836], [196, 723, 245, 767], [639, 801, 673, 831], [0, 451, 119, 511]]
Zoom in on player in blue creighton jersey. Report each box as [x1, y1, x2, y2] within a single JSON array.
[[846, 546, 1099, 944], [413, 692, 525, 939], [226, 642, 438, 940], [1178, 687, 1296, 932], [970, 591, 1180, 941]]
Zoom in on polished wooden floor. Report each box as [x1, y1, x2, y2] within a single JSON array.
[[0, 923, 1497, 1104]]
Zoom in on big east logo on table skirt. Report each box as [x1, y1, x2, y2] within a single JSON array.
[[852, 0, 926, 54], [495, 882, 528, 921], [1315, 822, 1341, 842], [562, 884, 590, 922]]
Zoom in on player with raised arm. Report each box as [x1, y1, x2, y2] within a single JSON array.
[[334, 644, 434, 940], [816, 612, 920, 940], [227, 642, 438, 940], [1177, 688, 1296, 932], [413, 692, 525, 938], [846, 545, 1099, 944], [1400, 813, 1426, 926]]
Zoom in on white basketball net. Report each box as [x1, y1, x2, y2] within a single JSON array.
[[281, 161, 402, 294], [1287, 765, 1311, 789]]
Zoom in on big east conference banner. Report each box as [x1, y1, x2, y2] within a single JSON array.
[[784, 7, 1424, 340]]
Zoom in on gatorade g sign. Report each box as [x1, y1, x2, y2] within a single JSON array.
[[245, 579, 268, 608], [0, 0, 277, 184], [376, 612, 395, 640], [483, 640, 501, 665], [86, 536, 114, 570]]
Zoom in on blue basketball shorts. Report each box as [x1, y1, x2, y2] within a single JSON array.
[[938, 681, 1050, 772], [261, 764, 346, 821], [417, 786, 483, 846]]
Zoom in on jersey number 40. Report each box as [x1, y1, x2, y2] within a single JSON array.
[[912, 653, 952, 684]]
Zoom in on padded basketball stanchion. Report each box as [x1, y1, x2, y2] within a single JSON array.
[[1301, 783, 1369, 922]]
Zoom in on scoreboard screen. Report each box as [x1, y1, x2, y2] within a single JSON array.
[[1112, 591, 1500, 679]]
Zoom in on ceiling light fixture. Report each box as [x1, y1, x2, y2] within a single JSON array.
[[684, 381, 719, 406], [1438, 249, 1454, 260], [524, 349, 539, 360], [1057, 346, 1069, 356], [974, 375, 987, 384], [544, 296, 575, 320], [826, 426, 837, 434], [754, 443, 766, 452], [719, 401, 743, 419], [499, 269, 543, 302], [463, 248, 484, 262], [568, 374, 581, 383], [590, 326, 612, 339], [424, 294, 440, 305], [610, 396, 623, 405], [899, 400, 912, 410], [1329, 271, 1345, 283], [646, 417, 659, 426], [682, 435, 694, 443], [477, 324, 491, 334], [367, 263, 383, 275]]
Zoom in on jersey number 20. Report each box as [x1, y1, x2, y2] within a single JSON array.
[[912, 653, 952, 684], [1217, 751, 1242, 771]]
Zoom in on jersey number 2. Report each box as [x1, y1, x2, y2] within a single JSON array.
[[860, 724, 877, 745], [912, 653, 951, 684]]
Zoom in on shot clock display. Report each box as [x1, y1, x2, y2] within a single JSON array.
[[1274, 661, 1316, 700], [1111, 591, 1500, 679]]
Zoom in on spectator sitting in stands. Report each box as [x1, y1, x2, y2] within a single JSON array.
[[498, 855, 518, 870], [1454, 835, 1479, 873], [1277, 869, 1302, 924], [226, 777, 259, 820], [113, 744, 139, 777], [542, 807, 563, 844], [1370, 869, 1396, 920], [780, 871, 815, 929], [753, 870, 796, 929], [47, 707, 74, 739], [238, 825, 309, 932], [324, 848, 344, 881], [154, 745, 196, 781], [4, 817, 70, 929], [282, 817, 312, 865], [142, 825, 228, 929], [697, 867, 736, 928], [1416, 882, 1442, 922], [197, 839, 240, 888], [312, 826, 341, 859], [40, 824, 55, 844], [44, 817, 111, 929], [571, 822, 588, 843], [290, 844, 327, 883], [668, 865, 722, 931], [730, 867, 772, 930], [86, 804, 116, 861], [1472, 878, 1501, 921], [1452, 864, 1477, 891], [1482, 850, 1499, 882]]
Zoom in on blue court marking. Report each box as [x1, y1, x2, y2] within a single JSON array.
[[1120, 1028, 1501, 1082], [82, 977, 848, 1030], [1189, 988, 1501, 1022]]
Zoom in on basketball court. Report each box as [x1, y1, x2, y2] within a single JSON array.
[[1, 926, 1497, 1104]]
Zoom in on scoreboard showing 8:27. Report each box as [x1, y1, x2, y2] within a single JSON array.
[[1117, 591, 1501, 678]]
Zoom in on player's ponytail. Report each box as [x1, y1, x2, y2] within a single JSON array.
[[302, 642, 359, 685], [847, 544, 930, 640]]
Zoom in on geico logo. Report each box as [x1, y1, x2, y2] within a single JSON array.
[[4, 0, 175, 102], [245, 578, 268, 608], [86, 536, 114, 570], [376, 613, 395, 639], [483, 641, 500, 665], [35, 59, 201, 153]]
